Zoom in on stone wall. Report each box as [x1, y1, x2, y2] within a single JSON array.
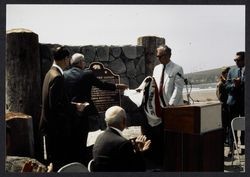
[[39, 37, 165, 90], [40, 44, 147, 89]]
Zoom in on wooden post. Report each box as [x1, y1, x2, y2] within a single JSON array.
[[137, 36, 165, 76], [6, 28, 41, 158]]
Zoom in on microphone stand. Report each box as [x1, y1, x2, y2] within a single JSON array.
[[177, 73, 193, 105], [184, 80, 190, 105], [185, 79, 194, 105]]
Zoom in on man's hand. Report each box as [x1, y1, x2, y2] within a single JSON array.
[[134, 135, 151, 152], [72, 102, 89, 112], [47, 163, 53, 172], [233, 77, 241, 87], [116, 84, 128, 90]]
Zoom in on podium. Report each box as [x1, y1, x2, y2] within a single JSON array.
[[162, 101, 224, 171]]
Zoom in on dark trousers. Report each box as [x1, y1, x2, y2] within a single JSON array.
[[71, 113, 90, 166], [221, 103, 230, 144], [142, 122, 164, 168]]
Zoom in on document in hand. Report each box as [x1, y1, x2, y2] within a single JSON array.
[[86, 126, 142, 146], [122, 126, 142, 140]]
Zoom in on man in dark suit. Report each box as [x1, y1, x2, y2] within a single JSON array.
[[91, 106, 151, 172], [64, 53, 128, 131], [216, 67, 230, 144], [226, 51, 245, 155], [63, 53, 127, 164], [39, 47, 87, 171]]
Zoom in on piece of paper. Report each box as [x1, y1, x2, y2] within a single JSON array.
[[122, 126, 142, 140], [86, 129, 104, 147], [86, 126, 142, 146]]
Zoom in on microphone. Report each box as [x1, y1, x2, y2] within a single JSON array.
[[177, 72, 188, 85], [177, 72, 194, 104]]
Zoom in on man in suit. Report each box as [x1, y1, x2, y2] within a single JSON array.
[[63, 53, 128, 164], [91, 106, 151, 171], [216, 67, 231, 145], [153, 45, 184, 108], [39, 47, 86, 171], [226, 51, 245, 155], [143, 45, 185, 169]]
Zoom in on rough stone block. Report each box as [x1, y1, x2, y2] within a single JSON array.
[[6, 112, 34, 157], [122, 45, 137, 59], [5, 156, 47, 172], [125, 60, 136, 78], [96, 45, 109, 61], [136, 56, 145, 75], [110, 45, 122, 58], [136, 74, 146, 85], [81, 45, 96, 63], [129, 78, 139, 89], [109, 58, 126, 75], [109, 55, 116, 62]]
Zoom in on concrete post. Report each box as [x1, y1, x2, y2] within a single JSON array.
[[137, 36, 165, 76], [6, 28, 41, 158]]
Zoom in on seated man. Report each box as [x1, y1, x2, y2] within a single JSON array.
[[91, 106, 151, 172]]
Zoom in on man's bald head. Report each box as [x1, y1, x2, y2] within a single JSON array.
[[105, 106, 126, 130]]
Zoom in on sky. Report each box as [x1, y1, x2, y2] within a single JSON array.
[[6, 4, 245, 73]]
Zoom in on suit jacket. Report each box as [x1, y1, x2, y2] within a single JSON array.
[[64, 67, 116, 116], [92, 128, 145, 172], [226, 67, 245, 109], [216, 80, 228, 107], [153, 61, 184, 106], [39, 66, 76, 168]]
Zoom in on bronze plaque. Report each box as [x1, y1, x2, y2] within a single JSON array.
[[88, 62, 121, 113]]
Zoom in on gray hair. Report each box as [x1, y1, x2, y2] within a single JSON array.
[[105, 106, 126, 127], [70, 53, 85, 65], [158, 45, 172, 57]]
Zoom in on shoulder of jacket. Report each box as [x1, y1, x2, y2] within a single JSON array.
[[50, 68, 61, 78], [170, 61, 182, 68]]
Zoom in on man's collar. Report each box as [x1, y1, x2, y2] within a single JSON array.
[[109, 126, 124, 137], [52, 63, 64, 75]]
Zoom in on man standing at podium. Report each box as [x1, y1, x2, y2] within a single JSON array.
[[143, 45, 184, 169]]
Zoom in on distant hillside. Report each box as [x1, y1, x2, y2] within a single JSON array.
[[184, 65, 236, 85]]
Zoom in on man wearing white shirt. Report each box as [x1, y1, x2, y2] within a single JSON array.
[[144, 45, 184, 169], [153, 45, 184, 107]]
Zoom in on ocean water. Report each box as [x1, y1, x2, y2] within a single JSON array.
[[183, 83, 217, 101], [192, 83, 217, 90]]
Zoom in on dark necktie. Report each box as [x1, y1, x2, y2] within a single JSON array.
[[238, 68, 242, 77], [238, 68, 242, 81], [159, 64, 167, 107]]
